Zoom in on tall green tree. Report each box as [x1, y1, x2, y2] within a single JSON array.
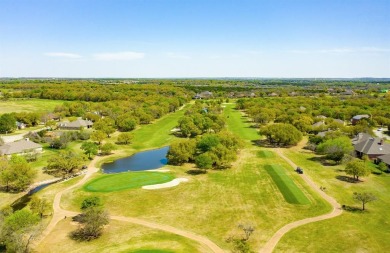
[[317, 136, 354, 163], [46, 151, 85, 178], [259, 123, 303, 146], [81, 142, 99, 159], [345, 159, 371, 181], [167, 140, 196, 165], [90, 130, 106, 145], [0, 113, 16, 134], [353, 192, 377, 210]]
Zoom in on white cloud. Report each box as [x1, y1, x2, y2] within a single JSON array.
[[44, 52, 82, 58], [93, 51, 145, 61]]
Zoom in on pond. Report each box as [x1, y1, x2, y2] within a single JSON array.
[[102, 146, 169, 174]]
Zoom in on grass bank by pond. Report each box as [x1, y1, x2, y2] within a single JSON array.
[[83, 172, 175, 192]]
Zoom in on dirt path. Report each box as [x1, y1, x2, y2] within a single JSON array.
[[259, 149, 343, 253], [35, 154, 225, 253]]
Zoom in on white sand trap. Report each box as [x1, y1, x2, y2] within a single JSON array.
[[142, 178, 189, 190], [155, 169, 171, 172]]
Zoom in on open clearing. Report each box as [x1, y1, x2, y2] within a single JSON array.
[[0, 99, 64, 114], [265, 165, 310, 205], [83, 172, 175, 192]]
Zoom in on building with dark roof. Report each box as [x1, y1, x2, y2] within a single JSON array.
[[353, 136, 390, 159], [351, 114, 370, 125]]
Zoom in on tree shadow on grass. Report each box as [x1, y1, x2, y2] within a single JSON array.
[[336, 175, 360, 183], [308, 156, 338, 166], [186, 169, 207, 175], [342, 205, 364, 213]]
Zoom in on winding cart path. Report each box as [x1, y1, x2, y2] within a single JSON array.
[[36, 154, 225, 253], [259, 148, 343, 253]]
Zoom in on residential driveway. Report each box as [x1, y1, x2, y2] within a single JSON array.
[[1, 127, 47, 143], [374, 127, 389, 140]]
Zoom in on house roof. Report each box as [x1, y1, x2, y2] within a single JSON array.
[[0, 140, 42, 155], [333, 119, 344, 125], [378, 154, 390, 165], [352, 114, 370, 120], [352, 133, 371, 145], [61, 119, 93, 128], [312, 121, 325, 128], [354, 137, 390, 156]]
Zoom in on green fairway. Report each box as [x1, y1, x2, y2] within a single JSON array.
[[131, 104, 190, 150], [84, 172, 175, 192], [257, 150, 274, 158], [265, 165, 310, 205], [0, 99, 64, 114], [223, 103, 259, 142], [129, 250, 174, 253]]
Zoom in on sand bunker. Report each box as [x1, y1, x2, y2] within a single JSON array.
[[142, 178, 188, 190]]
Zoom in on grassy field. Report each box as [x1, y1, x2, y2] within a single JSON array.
[[274, 144, 390, 252], [257, 150, 274, 158], [265, 165, 310, 205], [35, 220, 209, 253], [59, 104, 330, 251], [83, 172, 175, 192], [0, 99, 64, 114]]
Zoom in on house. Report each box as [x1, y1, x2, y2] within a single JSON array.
[[312, 121, 325, 128], [351, 114, 370, 125], [0, 139, 43, 156], [59, 119, 93, 130], [316, 115, 327, 120], [352, 132, 371, 145], [377, 154, 390, 168], [268, 92, 278, 97], [353, 136, 390, 160], [41, 113, 61, 123], [333, 119, 345, 126], [193, 91, 213, 99], [16, 121, 26, 129], [317, 130, 333, 138]]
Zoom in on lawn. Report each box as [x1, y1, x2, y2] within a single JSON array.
[[83, 172, 175, 192], [274, 146, 390, 252], [0, 99, 64, 114], [264, 165, 310, 205], [257, 150, 274, 158], [35, 220, 208, 253]]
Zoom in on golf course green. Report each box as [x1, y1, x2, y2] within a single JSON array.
[[84, 172, 175, 192]]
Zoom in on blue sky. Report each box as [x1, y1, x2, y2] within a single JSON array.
[[0, 0, 389, 78]]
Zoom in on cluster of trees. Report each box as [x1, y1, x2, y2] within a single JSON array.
[[0, 114, 16, 134], [315, 136, 354, 163], [177, 101, 225, 138], [167, 131, 243, 170], [45, 151, 86, 179], [0, 156, 36, 192], [259, 123, 303, 146], [80, 141, 116, 159], [70, 197, 109, 241], [237, 96, 390, 134]]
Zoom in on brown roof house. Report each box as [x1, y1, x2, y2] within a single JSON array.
[[0, 138, 43, 156], [378, 153, 390, 168], [351, 114, 370, 125], [353, 135, 390, 160], [59, 119, 93, 130]]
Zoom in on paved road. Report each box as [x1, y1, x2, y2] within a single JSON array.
[[259, 148, 343, 253], [35, 153, 225, 253], [1, 127, 47, 143]]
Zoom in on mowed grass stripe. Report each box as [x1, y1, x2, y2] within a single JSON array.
[[265, 165, 310, 205], [84, 172, 175, 192], [257, 150, 274, 158]]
